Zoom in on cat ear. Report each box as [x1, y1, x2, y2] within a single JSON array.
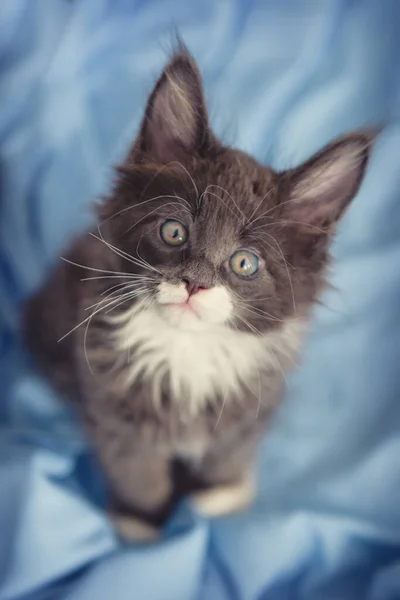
[[133, 47, 212, 164], [281, 132, 373, 234]]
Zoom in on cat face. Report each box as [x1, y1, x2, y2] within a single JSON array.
[[98, 48, 372, 336], [104, 153, 285, 334]]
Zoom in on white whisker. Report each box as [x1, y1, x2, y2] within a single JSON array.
[[100, 281, 151, 297], [104, 290, 149, 314], [82, 288, 150, 376], [84, 285, 149, 311], [235, 301, 283, 323], [206, 184, 246, 224], [270, 348, 290, 390], [246, 188, 275, 226], [214, 391, 228, 431], [99, 194, 191, 225], [92, 229, 162, 275], [168, 161, 199, 206], [264, 234, 296, 315], [246, 232, 297, 316], [123, 201, 191, 235], [200, 187, 240, 222], [81, 275, 155, 283], [61, 257, 133, 278], [58, 287, 148, 342], [235, 313, 263, 337]]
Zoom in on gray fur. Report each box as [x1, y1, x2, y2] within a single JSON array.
[[23, 48, 373, 529]]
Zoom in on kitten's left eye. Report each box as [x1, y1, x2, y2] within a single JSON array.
[[230, 250, 260, 278], [160, 220, 188, 246]]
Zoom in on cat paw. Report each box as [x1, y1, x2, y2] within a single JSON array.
[[110, 513, 160, 543], [191, 474, 255, 517]]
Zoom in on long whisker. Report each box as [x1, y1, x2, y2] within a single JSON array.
[[241, 295, 274, 302], [168, 161, 199, 206], [245, 197, 282, 230], [200, 188, 240, 222], [235, 300, 283, 322], [104, 289, 149, 314], [100, 281, 151, 297], [251, 219, 326, 235], [270, 348, 290, 390], [214, 391, 228, 431], [264, 233, 296, 315], [83, 297, 102, 376], [234, 311, 291, 392], [136, 161, 194, 209], [92, 229, 162, 275], [98, 288, 148, 315], [58, 287, 148, 342], [99, 194, 191, 225], [81, 275, 155, 282], [245, 197, 299, 228], [83, 288, 149, 376], [60, 257, 134, 278], [84, 284, 149, 311], [249, 233, 294, 271], [206, 184, 246, 224], [123, 201, 191, 235], [135, 236, 161, 275], [246, 188, 275, 227], [247, 232, 297, 316], [231, 290, 282, 322], [234, 312, 263, 337], [95, 226, 150, 269], [242, 365, 265, 417]]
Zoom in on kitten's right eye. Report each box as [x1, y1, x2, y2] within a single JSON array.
[[160, 220, 188, 246]]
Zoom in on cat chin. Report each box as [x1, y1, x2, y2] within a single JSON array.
[[159, 303, 211, 332]]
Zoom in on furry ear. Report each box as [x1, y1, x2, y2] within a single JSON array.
[[133, 47, 212, 164], [281, 132, 374, 234]]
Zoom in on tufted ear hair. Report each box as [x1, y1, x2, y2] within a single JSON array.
[[281, 132, 374, 234], [132, 46, 214, 164]]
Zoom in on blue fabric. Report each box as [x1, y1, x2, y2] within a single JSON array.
[[1, 1, 400, 598]]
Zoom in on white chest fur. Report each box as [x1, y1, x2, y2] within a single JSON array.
[[109, 303, 303, 413]]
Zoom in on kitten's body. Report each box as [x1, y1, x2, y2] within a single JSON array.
[[24, 48, 373, 539]]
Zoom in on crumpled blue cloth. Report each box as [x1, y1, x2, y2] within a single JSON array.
[[1, 1, 400, 598]]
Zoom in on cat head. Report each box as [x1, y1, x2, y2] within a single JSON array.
[[97, 48, 373, 335]]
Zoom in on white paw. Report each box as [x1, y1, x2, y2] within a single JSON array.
[[110, 513, 160, 543], [191, 474, 255, 517]]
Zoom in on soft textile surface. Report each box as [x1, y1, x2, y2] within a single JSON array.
[[1, 1, 400, 599]]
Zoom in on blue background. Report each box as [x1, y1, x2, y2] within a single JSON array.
[[1, 1, 400, 598]]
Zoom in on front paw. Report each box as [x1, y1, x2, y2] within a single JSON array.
[[109, 512, 160, 543], [191, 473, 255, 517]]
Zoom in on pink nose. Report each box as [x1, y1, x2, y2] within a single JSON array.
[[182, 279, 207, 297]]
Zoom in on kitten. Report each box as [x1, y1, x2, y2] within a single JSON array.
[[23, 47, 373, 541]]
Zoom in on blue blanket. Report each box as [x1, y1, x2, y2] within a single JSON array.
[[1, 1, 400, 598]]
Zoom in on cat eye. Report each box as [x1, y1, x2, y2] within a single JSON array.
[[230, 250, 260, 278], [160, 220, 188, 246]]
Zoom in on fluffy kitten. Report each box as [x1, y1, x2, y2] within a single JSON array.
[[23, 48, 373, 541]]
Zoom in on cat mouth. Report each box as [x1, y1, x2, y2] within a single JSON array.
[[156, 282, 233, 329], [158, 300, 207, 331], [179, 300, 198, 310], [162, 300, 200, 318]]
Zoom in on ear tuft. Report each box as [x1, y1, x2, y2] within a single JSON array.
[[134, 45, 211, 164], [282, 131, 375, 234]]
